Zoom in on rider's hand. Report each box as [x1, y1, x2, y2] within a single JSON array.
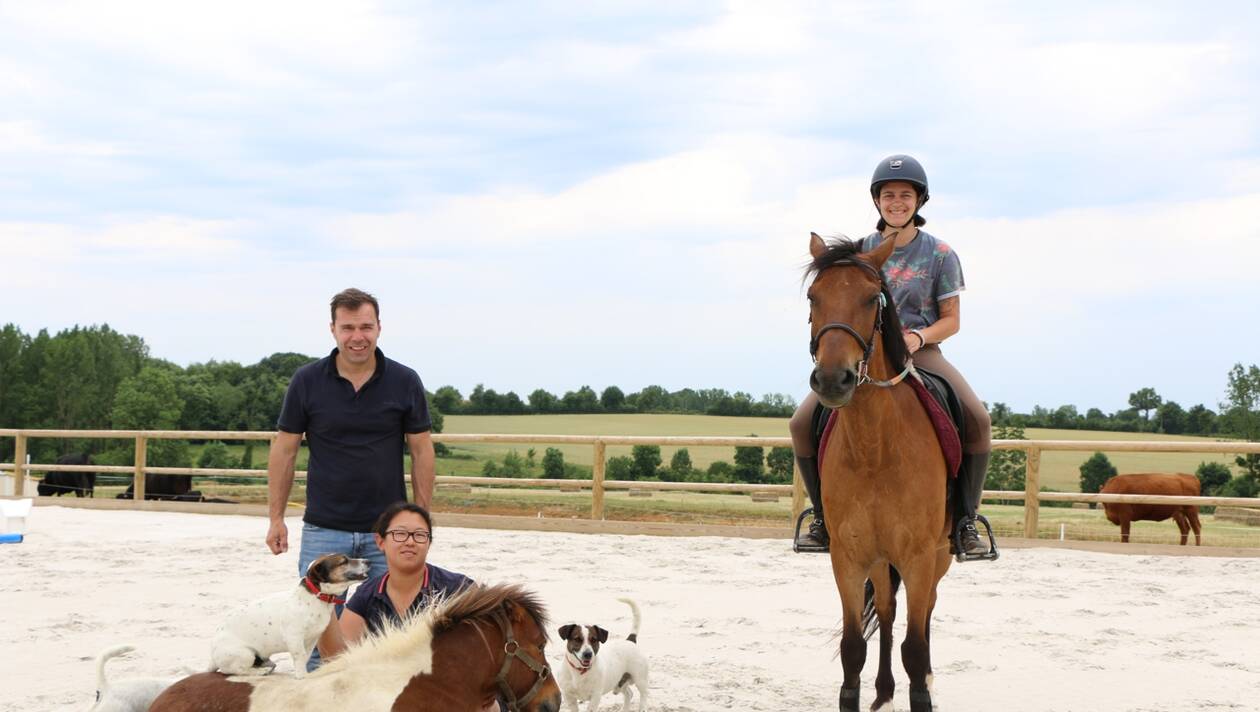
[[903, 331, 923, 354], [266, 519, 289, 555]]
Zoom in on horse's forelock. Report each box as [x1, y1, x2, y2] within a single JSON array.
[[805, 235, 911, 371]]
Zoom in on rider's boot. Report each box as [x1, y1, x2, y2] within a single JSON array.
[[795, 456, 829, 551], [955, 452, 991, 556]]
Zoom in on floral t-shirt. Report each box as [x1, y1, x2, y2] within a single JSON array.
[[858, 230, 964, 331]]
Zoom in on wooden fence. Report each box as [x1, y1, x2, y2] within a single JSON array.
[[2, 429, 1260, 538]]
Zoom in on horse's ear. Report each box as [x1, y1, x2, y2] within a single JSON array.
[[864, 232, 898, 269], [809, 232, 827, 259]]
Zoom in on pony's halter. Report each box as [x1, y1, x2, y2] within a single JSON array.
[[491, 605, 552, 712], [808, 260, 914, 389]]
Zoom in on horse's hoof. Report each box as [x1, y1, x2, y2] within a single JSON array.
[[839, 686, 860, 711]]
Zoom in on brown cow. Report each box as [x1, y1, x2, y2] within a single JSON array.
[[1100, 473, 1202, 545]]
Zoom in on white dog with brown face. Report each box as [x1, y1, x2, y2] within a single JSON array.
[[208, 553, 369, 679], [556, 598, 649, 712]]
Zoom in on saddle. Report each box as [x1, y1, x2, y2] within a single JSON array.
[[812, 364, 964, 479]]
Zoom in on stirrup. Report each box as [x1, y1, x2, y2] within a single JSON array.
[[952, 514, 999, 562], [792, 508, 829, 553]]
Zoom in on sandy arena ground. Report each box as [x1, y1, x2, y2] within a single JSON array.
[[2, 505, 1258, 711]]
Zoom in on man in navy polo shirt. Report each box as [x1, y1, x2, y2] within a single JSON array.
[[265, 287, 435, 583]]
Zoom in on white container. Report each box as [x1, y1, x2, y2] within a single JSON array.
[[0, 497, 34, 534]]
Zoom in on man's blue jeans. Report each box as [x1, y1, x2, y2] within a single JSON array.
[[298, 522, 388, 671]]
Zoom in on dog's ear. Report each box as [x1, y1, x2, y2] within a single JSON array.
[[306, 554, 343, 584], [593, 626, 609, 643], [557, 624, 576, 641]]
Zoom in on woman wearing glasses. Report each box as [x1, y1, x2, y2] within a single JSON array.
[[318, 501, 501, 710], [318, 501, 472, 648]]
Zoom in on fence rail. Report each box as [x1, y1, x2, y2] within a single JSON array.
[[3, 429, 1260, 536]]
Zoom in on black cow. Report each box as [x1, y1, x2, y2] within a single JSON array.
[[117, 473, 196, 501], [36, 453, 96, 497]]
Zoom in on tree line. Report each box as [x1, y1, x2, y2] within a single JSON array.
[[430, 384, 797, 417]]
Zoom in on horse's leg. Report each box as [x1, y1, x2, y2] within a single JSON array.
[[1120, 519, 1131, 543], [898, 557, 937, 712], [869, 564, 898, 712], [1173, 511, 1190, 545], [1188, 507, 1202, 545], [833, 570, 869, 712]]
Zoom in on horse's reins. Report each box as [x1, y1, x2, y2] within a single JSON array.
[[490, 606, 552, 712], [809, 259, 915, 388]]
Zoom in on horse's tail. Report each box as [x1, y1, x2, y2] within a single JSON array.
[[616, 597, 642, 643], [861, 566, 902, 642]]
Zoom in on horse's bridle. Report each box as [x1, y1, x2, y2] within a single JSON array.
[[809, 259, 914, 388], [490, 605, 552, 712]]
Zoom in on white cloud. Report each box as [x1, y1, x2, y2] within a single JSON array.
[[0, 121, 123, 157]]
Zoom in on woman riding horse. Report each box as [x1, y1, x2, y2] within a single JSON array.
[[791, 154, 993, 558]]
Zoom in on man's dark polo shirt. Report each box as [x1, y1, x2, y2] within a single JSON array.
[[345, 564, 473, 636], [277, 347, 431, 532]]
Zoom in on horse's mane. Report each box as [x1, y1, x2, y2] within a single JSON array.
[[804, 235, 911, 371], [308, 582, 549, 682], [429, 582, 550, 638]]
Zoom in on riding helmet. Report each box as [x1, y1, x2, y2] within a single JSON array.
[[870, 154, 929, 204]]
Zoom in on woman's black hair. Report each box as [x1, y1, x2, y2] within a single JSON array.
[[373, 501, 434, 537]]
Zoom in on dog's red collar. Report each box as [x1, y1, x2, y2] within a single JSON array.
[[565, 655, 592, 675], [301, 576, 346, 605]]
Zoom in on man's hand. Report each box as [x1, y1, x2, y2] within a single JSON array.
[[266, 518, 289, 554]]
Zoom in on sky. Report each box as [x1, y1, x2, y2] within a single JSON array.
[[2, 1, 1258, 414]]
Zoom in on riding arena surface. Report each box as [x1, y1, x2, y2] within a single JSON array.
[[3, 506, 1258, 711]]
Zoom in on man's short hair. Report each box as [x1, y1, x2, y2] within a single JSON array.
[[330, 288, 380, 322]]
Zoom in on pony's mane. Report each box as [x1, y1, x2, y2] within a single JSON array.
[[429, 582, 549, 638], [804, 234, 912, 371], [310, 582, 549, 680]]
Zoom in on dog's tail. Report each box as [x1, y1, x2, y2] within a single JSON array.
[[616, 598, 642, 643], [94, 645, 134, 697]]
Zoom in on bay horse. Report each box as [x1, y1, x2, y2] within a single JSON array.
[[806, 232, 954, 712], [149, 582, 561, 712]]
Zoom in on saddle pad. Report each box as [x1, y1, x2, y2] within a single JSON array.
[[815, 379, 961, 479]]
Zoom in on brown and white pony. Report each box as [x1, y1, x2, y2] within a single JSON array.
[[150, 582, 561, 712], [806, 233, 954, 712]]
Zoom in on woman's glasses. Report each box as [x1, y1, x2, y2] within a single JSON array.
[[384, 529, 432, 544]]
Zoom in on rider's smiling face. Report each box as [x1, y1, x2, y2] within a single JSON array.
[[876, 180, 919, 227]]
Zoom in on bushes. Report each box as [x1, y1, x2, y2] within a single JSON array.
[[1079, 452, 1117, 505]]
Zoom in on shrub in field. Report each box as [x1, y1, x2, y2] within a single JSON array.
[[765, 446, 793, 484], [197, 441, 233, 470], [1196, 461, 1232, 496], [631, 445, 662, 480], [733, 437, 764, 483], [607, 455, 636, 481], [986, 425, 1027, 495], [707, 461, 734, 483], [542, 447, 565, 479], [669, 448, 694, 480], [1078, 452, 1116, 508]]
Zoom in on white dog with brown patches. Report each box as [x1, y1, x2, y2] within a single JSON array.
[[208, 553, 369, 679], [556, 598, 649, 712]]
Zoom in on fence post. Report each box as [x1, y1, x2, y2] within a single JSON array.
[[134, 436, 147, 501], [1022, 446, 1041, 538], [791, 459, 805, 523], [13, 433, 27, 497], [591, 440, 606, 520]]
